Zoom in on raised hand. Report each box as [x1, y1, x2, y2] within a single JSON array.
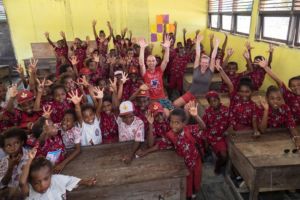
[[161, 35, 172, 48], [8, 84, 18, 98], [70, 55, 79, 66], [245, 41, 254, 50], [213, 38, 220, 48], [227, 48, 234, 57], [28, 147, 37, 160], [109, 77, 117, 93], [8, 154, 21, 168], [268, 43, 275, 53], [121, 72, 129, 84], [139, 84, 149, 91], [78, 76, 89, 87], [145, 110, 154, 124], [243, 50, 250, 60], [93, 54, 100, 63], [183, 28, 187, 34], [215, 59, 223, 72], [93, 86, 104, 99], [68, 90, 83, 105], [259, 96, 269, 110], [138, 38, 148, 49], [14, 64, 24, 75], [188, 100, 198, 117], [92, 19, 97, 27], [255, 58, 269, 69], [42, 105, 53, 119], [36, 77, 46, 93], [196, 34, 204, 44], [60, 31, 65, 38], [44, 32, 50, 38]]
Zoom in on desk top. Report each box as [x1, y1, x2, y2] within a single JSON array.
[[62, 142, 187, 187], [229, 129, 300, 168]]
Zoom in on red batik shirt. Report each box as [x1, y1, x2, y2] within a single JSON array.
[[96, 37, 110, 57], [229, 92, 258, 131], [12, 109, 42, 129], [134, 107, 149, 133], [257, 104, 296, 129], [202, 104, 229, 142], [44, 100, 72, 124], [54, 46, 69, 66], [74, 46, 87, 70], [100, 112, 118, 143], [247, 68, 266, 91], [169, 53, 191, 78], [152, 119, 173, 150], [122, 80, 141, 100], [280, 84, 300, 125], [165, 47, 177, 77], [90, 66, 104, 86]]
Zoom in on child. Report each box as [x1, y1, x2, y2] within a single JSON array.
[[0, 128, 28, 192], [121, 66, 142, 100], [258, 86, 300, 148], [68, 90, 102, 146], [117, 101, 145, 164], [19, 152, 96, 200], [92, 20, 111, 57], [44, 31, 69, 76], [71, 38, 88, 71], [257, 58, 300, 125]]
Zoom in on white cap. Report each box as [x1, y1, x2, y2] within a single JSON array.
[[114, 70, 123, 76], [119, 101, 134, 115]]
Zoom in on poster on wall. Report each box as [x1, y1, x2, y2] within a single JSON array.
[[151, 14, 175, 42]]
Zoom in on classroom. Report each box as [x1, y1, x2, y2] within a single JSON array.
[[0, 0, 300, 200]]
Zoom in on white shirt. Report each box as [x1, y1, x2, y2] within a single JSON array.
[[27, 174, 81, 200], [80, 117, 102, 146], [117, 116, 145, 142]]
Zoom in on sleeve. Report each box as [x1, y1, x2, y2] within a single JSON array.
[[73, 127, 82, 144], [134, 120, 145, 142], [157, 136, 173, 150], [54, 174, 81, 191], [0, 158, 8, 188], [284, 105, 296, 129]]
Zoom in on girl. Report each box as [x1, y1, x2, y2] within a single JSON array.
[[258, 86, 300, 148], [19, 152, 96, 200], [92, 20, 111, 57], [68, 90, 102, 146], [44, 31, 69, 77], [257, 58, 300, 125], [71, 38, 88, 71], [173, 34, 220, 107]]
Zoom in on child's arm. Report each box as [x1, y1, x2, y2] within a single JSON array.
[[222, 48, 234, 69], [136, 144, 159, 157], [221, 33, 228, 55], [129, 84, 149, 101], [28, 58, 38, 94], [60, 31, 68, 47], [92, 20, 98, 40], [70, 56, 79, 78], [257, 58, 283, 86], [110, 78, 120, 109], [215, 60, 234, 93], [44, 32, 56, 48], [93, 86, 104, 117], [145, 111, 155, 147], [245, 41, 253, 63], [78, 177, 97, 186], [121, 27, 127, 39], [183, 28, 187, 47], [53, 143, 81, 174], [193, 33, 204, 68], [267, 43, 274, 67], [107, 21, 116, 43], [258, 97, 269, 133], [209, 37, 220, 72], [68, 90, 84, 126], [19, 148, 37, 197], [123, 141, 142, 164], [187, 100, 206, 130], [14, 64, 28, 89], [138, 38, 148, 76], [209, 33, 214, 56], [243, 50, 253, 72], [33, 78, 45, 111]]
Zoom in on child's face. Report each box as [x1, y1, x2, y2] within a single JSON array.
[[3, 137, 23, 157], [64, 78, 75, 91], [116, 35, 121, 41], [74, 38, 82, 48], [0, 84, 7, 101], [267, 91, 283, 109], [155, 112, 164, 123], [290, 79, 300, 95], [208, 97, 221, 109], [45, 120, 58, 137], [121, 113, 135, 125], [178, 47, 185, 56], [136, 97, 149, 112], [30, 166, 52, 194], [53, 88, 66, 103], [127, 50, 134, 57], [62, 113, 75, 131], [227, 64, 238, 75], [19, 100, 34, 115], [88, 61, 97, 71], [238, 85, 252, 101], [102, 101, 112, 115], [98, 80, 107, 90], [177, 42, 183, 49], [82, 109, 95, 125], [170, 115, 184, 134], [129, 73, 137, 82], [99, 32, 106, 38]]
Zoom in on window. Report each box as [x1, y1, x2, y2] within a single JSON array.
[[257, 0, 300, 45], [208, 0, 254, 35], [0, 0, 7, 22]]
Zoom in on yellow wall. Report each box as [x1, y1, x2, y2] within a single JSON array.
[[202, 0, 300, 90], [3, 0, 207, 62]]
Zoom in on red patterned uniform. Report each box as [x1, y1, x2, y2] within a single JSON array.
[[90, 67, 104, 86], [44, 100, 72, 124], [11, 110, 42, 129], [0, 110, 16, 133], [202, 105, 229, 154], [152, 119, 173, 149], [134, 107, 149, 134], [100, 112, 118, 144], [164, 125, 202, 198], [257, 104, 296, 129], [74, 46, 87, 71], [165, 47, 177, 78], [122, 80, 142, 100], [246, 68, 266, 91], [280, 84, 300, 125], [96, 38, 110, 57], [220, 72, 244, 93], [54, 46, 69, 76], [168, 53, 191, 93], [229, 92, 258, 131]]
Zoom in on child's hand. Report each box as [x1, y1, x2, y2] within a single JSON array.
[[268, 43, 275, 53], [122, 154, 133, 165], [8, 84, 18, 99], [93, 86, 104, 99], [78, 76, 90, 88], [196, 34, 204, 44], [138, 38, 148, 49], [42, 105, 53, 119], [227, 48, 234, 57], [243, 50, 250, 60], [8, 154, 22, 168], [70, 55, 79, 66], [92, 19, 97, 27], [44, 32, 50, 38], [68, 90, 83, 105], [139, 84, 149, 91], [109, 77, 117, 93], [135, 149, 147, 157], [188, 100, 198, 117], [213, 38, 220, 48], [36, 77, 46, 93], [28, 148, 37, 160], [60, 31, 65, 38], [183, 28, 187, 34], [215, 59, 223, 72], [14, 64, 24, 75], [245, 41, 254, 50], [121, 72, 129, 84], [253, 131, 261, 138], [82, 177, 97, 186], [28, 58, 38, 74], [255, 58, 269, 69], [195, 29, 200, 35], [53, 163, 65, 174], [259, 96, 269, 110], [161, 35, 172, 48], [145, 110, 154, 124]]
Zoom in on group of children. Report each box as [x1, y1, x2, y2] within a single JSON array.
[[0, 19, 300, 200]]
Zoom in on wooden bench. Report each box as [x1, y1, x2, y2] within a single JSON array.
[[225, 128, 300, 200], [62, 142, 188, 200]]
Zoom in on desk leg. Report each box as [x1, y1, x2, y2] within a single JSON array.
[[249, 174, 259, 200]]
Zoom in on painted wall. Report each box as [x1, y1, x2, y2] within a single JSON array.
[[202, 0, 300, 90], [3, 0, 207, 62]]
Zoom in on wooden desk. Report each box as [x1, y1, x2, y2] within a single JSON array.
[[226, 129, 300, 200], [62, 142, 188, 200]]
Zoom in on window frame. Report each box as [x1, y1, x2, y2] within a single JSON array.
[[234, 13, 252, 36]]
